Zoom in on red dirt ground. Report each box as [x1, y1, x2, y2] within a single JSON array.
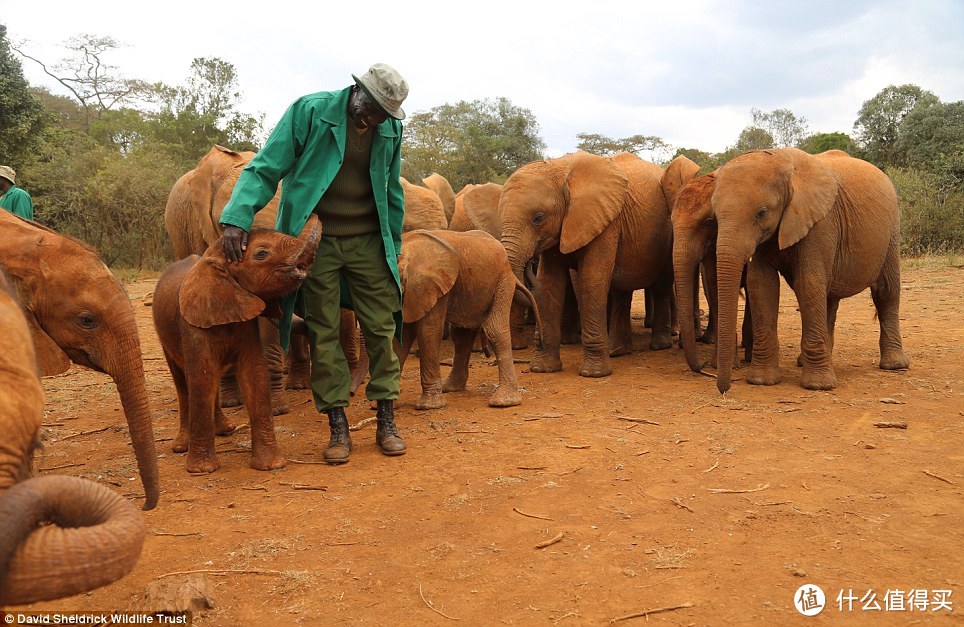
[[7, 260, 964, 625]]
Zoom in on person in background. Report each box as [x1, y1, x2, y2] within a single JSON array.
[[219, 63, 409, 465], [0, 166, 33, 220]]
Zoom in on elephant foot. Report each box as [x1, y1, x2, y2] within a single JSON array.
[[880, 350, 910, 370], [649, 333, 673, 351], [698, 332, 717, 345], [250, 447, 286, 471], [442, 376, 468, 393], [530, 352, 562, 373], [488, 386, 522, 407], [747, 366, 782, 386], [186, 452, 219, 474], [796, 352, 804, 367], [219, 389, 243, 408], [609, 342, 633, 357], [272, 403, 289, 417], [416, 392, 446, 410], [285, 373, 310, 390], [215, 413, 237, 436], [172, 429, 190, 454], [579, 358, 612, 378], [271, 393, 289, 416], [801, 367, 837, 391]]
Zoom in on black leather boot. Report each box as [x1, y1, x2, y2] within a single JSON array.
[[323, 407, 352, 464], [375, 400, 406, 456]]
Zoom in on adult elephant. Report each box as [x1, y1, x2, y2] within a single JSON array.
[[449, 182, 503, 237], [421, 173, 456, 226], [500, 151, 698, 377], [0, 211, 159, 510], [0, 269, 145, 605], [711, 148, 909, 393], [165, 146, 365, 410]]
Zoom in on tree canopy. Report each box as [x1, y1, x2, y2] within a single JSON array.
[[0, 24, 46, 170]]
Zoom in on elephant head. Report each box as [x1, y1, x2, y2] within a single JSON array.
[[421, 173, 456, 226], [499, 151, 629, 280], [712, 148, 839, 393], [450, 182, 504, 238], [0, 211, 160, 510], [179, 215, 323, 329], [401, 178, 448, 232], [0, 269, 145, 606], [671, 173, 717, 372]]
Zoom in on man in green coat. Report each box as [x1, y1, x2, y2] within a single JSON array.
[[220, 63, 409, 463], [0, 166, 34, 220]]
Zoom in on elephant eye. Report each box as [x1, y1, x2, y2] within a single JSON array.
[[253, 249, 269, 260], [532, 212, 546, 226], [756, 207, 768, 220], [78, 312, 96, 329]]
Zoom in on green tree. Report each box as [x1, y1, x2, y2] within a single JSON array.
[[402, 98, 545, 190], [853, 84, 939, 167], [0, 24, 46, 170], [732, 126, 774, 153], [897, 100, 964, 186], [750, 107, 809, 148], [798, 132, 858, 154], [575, 132, 668, 160], [672, 148, 722, 174]]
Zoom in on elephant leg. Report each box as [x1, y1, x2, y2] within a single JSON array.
[[745, 259, 782, 386], [286, 334, 312, 390], [560, 271, 581, 345], [166, 355, 191, 454], [872, 240, 910, 370], [185, 366, 220, 474], [740, 278, 753, 365], [415, 307, 447, 409], [530, 255, 566, 373], [396, 325, 417, 372], [218, 367, 243, 408], [483, 294, 522, 407], [257, 319, 288, 416], [608, 289, 633, 357], [351, 329, 369, 396], [643, 287, 654, 329], [444, 327, 475, 392], [575, 251, 615, 378], [510, 301, 528, 350], [213, 402, 237, 437], [795, 273, 837, 391], [648, 276, 675, 351], [237, 331, 285, 471]]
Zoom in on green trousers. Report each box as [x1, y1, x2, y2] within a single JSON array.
[[300, 232, 401, 411]]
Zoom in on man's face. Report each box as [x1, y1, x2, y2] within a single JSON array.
[[349, 85, 389, 130]]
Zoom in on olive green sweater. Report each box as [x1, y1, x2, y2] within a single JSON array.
[[313, 127, 380, 236]]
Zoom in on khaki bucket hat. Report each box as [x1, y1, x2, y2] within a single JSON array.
[[352, 63, 409, 120], [0, 166, 15, 185]]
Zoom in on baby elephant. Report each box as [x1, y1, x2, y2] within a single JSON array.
[[152, 216, 322, 474], [397, 229, 541, 409]]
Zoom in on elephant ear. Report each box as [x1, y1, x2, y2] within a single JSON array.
[[779, 148, 839, 250], [461, 184, 503, 238], [399, 231, 459, 323], [179, 256, 265, 328], [23, 312, 71, 376], [560, 152, 628, 254], [661, 155, 701, 209]]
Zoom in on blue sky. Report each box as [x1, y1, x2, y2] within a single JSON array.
[[4, 0, 962, 158]]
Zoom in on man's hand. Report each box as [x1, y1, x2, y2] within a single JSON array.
[[222, 225, 249, 263]]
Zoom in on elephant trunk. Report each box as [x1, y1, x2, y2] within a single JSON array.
[[715, 242, 750, 394], [673, 235, 705, 372], [297, 214, 323, 259], [109, 336, 160, 510], [502, 232, 536, 308], [0, 475, 146, 605]]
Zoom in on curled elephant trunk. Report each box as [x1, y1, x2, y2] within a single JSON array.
[[0, 476, 146, 605]]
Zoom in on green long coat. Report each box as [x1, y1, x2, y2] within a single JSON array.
[[219, 86, 405, 347]]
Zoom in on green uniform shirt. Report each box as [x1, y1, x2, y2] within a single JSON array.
[[0, 185, 33, 220], [219, 86, 405, 347]]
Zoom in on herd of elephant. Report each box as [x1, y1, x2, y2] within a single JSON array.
[[0, 144, 909, 606]]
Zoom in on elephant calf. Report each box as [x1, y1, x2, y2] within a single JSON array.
[[397, 229, 542, 409], [152, 216, 322, 474]]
